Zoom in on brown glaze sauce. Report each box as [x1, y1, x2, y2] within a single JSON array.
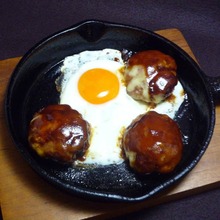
[[123, 111, 183, 174], [127, 50, 177, 74], [28, 104, 90, 163], [126, 50, 178, 101]]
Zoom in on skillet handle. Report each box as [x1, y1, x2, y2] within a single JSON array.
[[206, 76, 220, 105]]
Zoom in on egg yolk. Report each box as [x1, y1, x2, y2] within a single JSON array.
[[78, 68, 120, 104]]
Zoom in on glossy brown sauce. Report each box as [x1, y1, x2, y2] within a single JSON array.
[[28, 104, 90, 163], [127, 50, 177, 74], [125, 50, 178, 102], [123, 111, 183, 174]]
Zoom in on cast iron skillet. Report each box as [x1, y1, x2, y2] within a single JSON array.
[[5, 20, 220, 202]]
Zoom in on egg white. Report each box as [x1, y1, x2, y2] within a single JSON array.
[[150, 81, 186, 119], [59, 49, 186, 166]]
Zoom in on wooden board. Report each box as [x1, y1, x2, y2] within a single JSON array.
[[0, 29, 220, 220]]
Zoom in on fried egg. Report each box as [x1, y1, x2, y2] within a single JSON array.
[[59, 49, 186, 166]]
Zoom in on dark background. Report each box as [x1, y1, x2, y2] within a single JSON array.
[[1, 1, 220, 219]]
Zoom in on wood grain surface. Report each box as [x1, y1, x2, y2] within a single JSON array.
[[0, 29, 220, 220]]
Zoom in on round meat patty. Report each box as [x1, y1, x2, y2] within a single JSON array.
[[122, 111, 183, 174], [124, 50, 178, 104], [28, 104, 91, 163]]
